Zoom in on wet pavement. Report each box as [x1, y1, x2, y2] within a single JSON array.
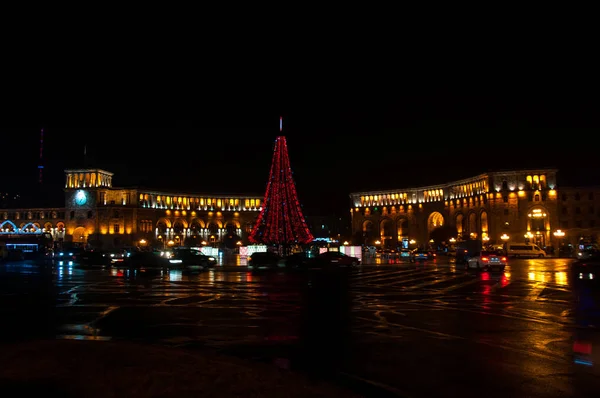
[[1, 257, 600, 397]]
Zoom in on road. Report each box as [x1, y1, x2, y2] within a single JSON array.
[[1, 256, 599, 397]]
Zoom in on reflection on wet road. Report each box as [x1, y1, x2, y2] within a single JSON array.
[[1, 257, 599, 397]]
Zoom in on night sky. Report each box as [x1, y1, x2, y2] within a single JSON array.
[[1, 93, 598, 216]]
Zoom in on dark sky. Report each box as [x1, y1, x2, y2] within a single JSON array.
[[1, 93, 598, 216]]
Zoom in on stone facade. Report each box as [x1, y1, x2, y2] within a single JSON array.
[[349, 169, 565, 249], [556, 186, 600, 246], [1, 169, 262, 249]]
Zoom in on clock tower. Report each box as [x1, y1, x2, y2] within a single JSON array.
[[64, 169, 114, 244]]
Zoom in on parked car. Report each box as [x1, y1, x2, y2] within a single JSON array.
[[399, 249, 412, 259], [466, 250, 507, 271], [312, 251, 360, 267], [106, 249, 129, 265], [284, 252, 311, 269], [168, 248, 217, 269], [571, 256, 600, 281], [409, 249, 435, 263], [248, 251, 284, 270], [122, 252, 170, 268], [79, 250, 112, 267]]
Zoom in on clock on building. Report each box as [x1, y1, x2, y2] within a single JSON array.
[[75, 190, 88, 206]]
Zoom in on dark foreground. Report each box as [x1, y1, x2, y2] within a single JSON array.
[[1, 257, 599, 397]]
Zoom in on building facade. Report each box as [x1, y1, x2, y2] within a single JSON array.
[[0, 169, 263, 249], [348, 169, 594, 250]]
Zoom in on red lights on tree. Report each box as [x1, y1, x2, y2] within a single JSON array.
[[248, 135, 314, 245]]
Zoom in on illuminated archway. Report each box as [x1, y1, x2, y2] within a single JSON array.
[[0, 220, 18, 232], [156, 220, 168, 236], [189, 218, 205, 235], [190, 218, 206, 229], [173, 220, 186, 235], [396, 217, 409, 238], [527, 206, 549, 233], [380, 218, 394, 248], [207, 222, 219, 235], [224, 221, 240, 235], [20, 222, 41, 233], [480, 211, 488, 236], [527, 206, 549, 247], [468, 212, 477, 238], [362, 220, 375, 244], [455, 214, 464, 238], [73, 226, 87, 243], [427, 212, 445, 234]]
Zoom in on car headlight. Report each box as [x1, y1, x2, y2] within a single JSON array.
[[208, 257, 215, 261], [169, 259, 183, 264]]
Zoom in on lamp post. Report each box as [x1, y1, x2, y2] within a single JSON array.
[[500, 234, 509, 254], [553, 229, 565, 257]]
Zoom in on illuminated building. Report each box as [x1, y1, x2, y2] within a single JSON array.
[[350, 169, 564, 248], [0, 168, 262, 248]]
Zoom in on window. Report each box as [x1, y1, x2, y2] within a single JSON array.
[[87, 211, 93, 219], [576, 207, 581, 214], [575, 193, 581, 200], [100, 192, 106, 204], [113, 224, 120, 234], [113, 210, 120, 218], [562, 207, 568, 215], [590, 220, 596, 228], [590, 206, 595, 214], [503, 209, 509, 216], [576, 220, 582, 228], [534, 194, 540, 201], [502, 196, 508, 203], [70, 211, 75, 219], [502, 181, 508, 190], [139, 220, 153, 233], [560, 221, 569, 229]]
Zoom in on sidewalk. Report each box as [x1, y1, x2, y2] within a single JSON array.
[[0, 339, 362, 397]]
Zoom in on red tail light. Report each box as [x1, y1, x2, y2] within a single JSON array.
[[481, 257, 489, 262], [574, 341, 592, 355], [501, 257, 507, 261]]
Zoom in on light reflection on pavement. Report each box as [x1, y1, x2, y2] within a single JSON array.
[[1, 256, 599, 397]]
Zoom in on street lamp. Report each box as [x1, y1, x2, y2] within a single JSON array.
[[554, 229, 565, 257], [500, 234, 510, 241], [343, 241, 349, 246]]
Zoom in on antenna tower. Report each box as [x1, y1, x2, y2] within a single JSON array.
[[38, 128, 44, 184]]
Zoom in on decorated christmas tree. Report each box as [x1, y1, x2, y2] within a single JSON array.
[[248, 119, 314, 246]]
